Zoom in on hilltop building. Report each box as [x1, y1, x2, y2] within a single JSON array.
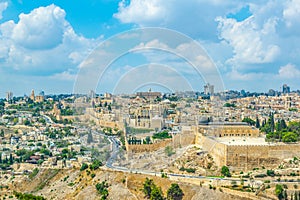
[[30, 89, 35, 101], [6, 91, 13, 101], [282, 84, 290, 94], [204, 83, 214, 95], [136, 89, 161, 101]]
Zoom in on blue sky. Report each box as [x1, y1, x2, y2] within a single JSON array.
[[0, 0, 300, 96]]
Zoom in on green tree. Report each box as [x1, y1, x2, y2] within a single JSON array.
[[223, 102, 236, 107], [143, 178, 155, 198], [62, 148, 69, 154], [13, 191, 45, 200], [24, 119, 31, 126], [153, 130, 171, 139], [9, 153, 13, 164], [150, 185, 164, 200], [89, 159, 102, 170], [275, 184, 284, 200], [0, 129, 4, 137], [221, 166, 231, 177], [282, 132, 298, 143], [145, 136, 151, 144], [255, 117, 260, 128], [13, 118, 18, 124], [270, 113, 275, 133], [95, 181, 109, 200], [266, 169, 275, 176], [242, 117, 255, 126], [80, 163, 89, 171], [167, 183, 184, 200]]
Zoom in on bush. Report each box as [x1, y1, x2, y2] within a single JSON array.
[[161, 173, 168, 178], [96, 181, 109, 199], [63, 176, 69, 182], [90, 159, 102, 170], [28, 168, 39, 179], [221, 166, 231, 177], [275, 184, 284, 199], [254, 174, 267, 178], [167, 183, 184, 200], [267, 170, 275, 176], [152, 131, 171, 140], [80, 163, 88, 171], [68, 182, 75, 187], [13, 191, 45, 200], [164, 146, 175, 157], [179, 167, 196, 173]]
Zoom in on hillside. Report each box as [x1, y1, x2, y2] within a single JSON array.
[[0, 167, 255, 200]]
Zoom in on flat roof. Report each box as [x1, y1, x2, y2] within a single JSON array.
[[199, 122, 249, 126], [214, 137, 272, 146]]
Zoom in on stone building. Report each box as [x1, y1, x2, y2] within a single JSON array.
[[35, 95, 44, 103], [136, 89, 161, 101], [30, 89, 35, 101], [195, 123, 300, 171], [198, 122, 260, 138]]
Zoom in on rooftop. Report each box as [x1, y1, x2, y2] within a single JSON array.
[[214, 137, 271, 146]]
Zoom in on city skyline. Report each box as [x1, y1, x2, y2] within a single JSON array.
[[2, 83, 298, 100], [0, 1, 299, 96]]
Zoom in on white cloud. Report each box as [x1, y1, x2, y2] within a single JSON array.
[[133, 39, 169, 50], [283, 0, 300, 29], [50, 70, 77, 81], [216, 16, 280, 65], [114, 1, 300, 76], [0, 4, 101, 73], [11, 4, 67, 49], [226, 69, 262, 81], [114, 0, 166, 25], [114, 0, 241, 40], [0, 1, 8, 20], [278, 63, 300, 79], [211, 0, 300, 88]]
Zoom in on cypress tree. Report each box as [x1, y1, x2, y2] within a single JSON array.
[[9, 153, 13, 164], [256, 117, 260, 128]]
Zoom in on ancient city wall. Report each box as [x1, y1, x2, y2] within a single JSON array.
[[126, 133, 195, 153], [198, 134, 227, 167], [126, 138, 173, 153], [226, 143, 300, 171], [172, 132, 195, 148], [268, 144, 300, 159]]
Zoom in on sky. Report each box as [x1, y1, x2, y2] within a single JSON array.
[[0, 0, 300, 97]]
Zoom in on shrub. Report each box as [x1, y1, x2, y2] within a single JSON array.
[[80, 163, 88, 171]]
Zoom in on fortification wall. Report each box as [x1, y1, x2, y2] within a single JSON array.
[[172, 133, 195, 148], [198, 134, 227, 167], [196, 130, 300, 171], [126, 139, 172, 153], [268, 144, 300, 159], [226, 143, 300, 171], [126, 133, 195, 153]]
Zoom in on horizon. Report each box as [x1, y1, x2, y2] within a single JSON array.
[[1, 85, 298, 99], [0, 1, 299, 98]]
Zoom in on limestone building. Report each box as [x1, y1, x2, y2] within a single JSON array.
[[195, 122, 300, 171]]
